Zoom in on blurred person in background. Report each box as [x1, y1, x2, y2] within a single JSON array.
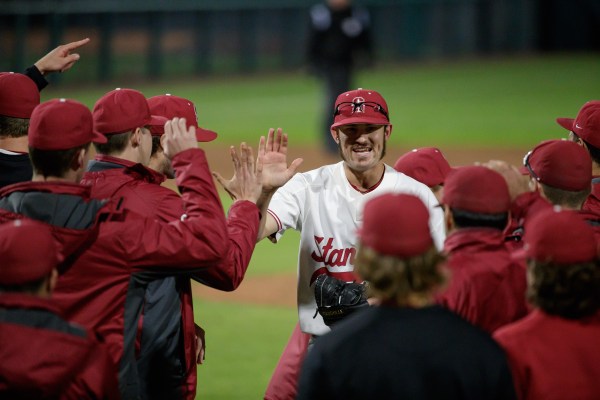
[[494, 208, 600, 400], [297, 193, 517, 400], [307, 0, 373, 154]]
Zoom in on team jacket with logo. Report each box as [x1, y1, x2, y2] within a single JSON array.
[[583, 177, 600, 216], [0, 293, 120, 399], [0, 148, 229, 399], [82, 154, 260, 400], [437, 228, 529, 333], [494, 309, 600, 400], [267, 162, 445, 336]]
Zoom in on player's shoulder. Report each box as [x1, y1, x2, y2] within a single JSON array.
[[384, 164, 433, 194], [288, 162, 340, 187]]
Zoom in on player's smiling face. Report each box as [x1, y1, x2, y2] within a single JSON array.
[[334, 124, 391, 172]]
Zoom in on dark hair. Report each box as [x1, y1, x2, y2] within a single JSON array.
[[450, 208, 509, 230], [0, 115, 29, 138], [29, 143, 89, 178], [573, 132, 600, 165], [356, 244, 446, 305], [540, 183, 591, 209], [93, 131, 131, 155], [0, 276, 47, 294], [151, 136, 162, 156], [527, 260, 600, 319]]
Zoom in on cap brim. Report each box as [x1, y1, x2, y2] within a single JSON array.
[[518, 165, 529, 175], [92, 131, 108, 144], [556, 117, 574, 131], [195, 127, 218, 142], [331, 116, 390, 129]]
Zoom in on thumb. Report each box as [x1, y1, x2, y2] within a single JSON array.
[[212, 171, 227, 188], [288, 158, 304, 175]]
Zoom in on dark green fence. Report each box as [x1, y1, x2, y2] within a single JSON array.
[[1, 0, 596, 83]]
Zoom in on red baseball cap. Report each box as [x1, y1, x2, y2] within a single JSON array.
[[29, 98, 107, 150], [442, 166, 511, 213], [393, 147, 452, 187], [358, 193, 433, 258], [520, 207, 597, 264], [556, 100, 600, 148], [92, 88, 164, 136], [0, 72, 40, 118], [0, 219, 63, 285], [523, 139, 592, 191], [331, 88, 390, 129], [147, 94, 218, 142]]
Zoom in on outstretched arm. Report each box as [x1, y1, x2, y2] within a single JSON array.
[[34, 38, 91, 76], [257, 128, 303, 241]]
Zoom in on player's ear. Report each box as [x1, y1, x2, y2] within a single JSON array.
[[330, 128, 339, 143], [70, 147, 87, 171], [131, 127, 143, 147], [384, 124, 393, 140]]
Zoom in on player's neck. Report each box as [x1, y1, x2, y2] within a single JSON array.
[[344, 162, 385, 191], [0, 136, 29, 153], [593, 162, 600, 178]]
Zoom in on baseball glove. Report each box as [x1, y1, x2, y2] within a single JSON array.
[[313, 274, 369, 327]]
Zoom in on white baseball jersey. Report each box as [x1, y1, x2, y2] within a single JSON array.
[[267, 161, 445, 336]]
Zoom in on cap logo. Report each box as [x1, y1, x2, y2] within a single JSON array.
[[575, 123, 583, 129], [352, 97, 366, 113]]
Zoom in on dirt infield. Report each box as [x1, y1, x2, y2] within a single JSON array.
[[192, 144, 527, 307]]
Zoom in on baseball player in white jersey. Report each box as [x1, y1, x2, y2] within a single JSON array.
[[260, 88, 445, 400]]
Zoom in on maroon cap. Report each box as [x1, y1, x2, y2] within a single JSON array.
[[146, 116, 169, 137], [393, 147, 452, 187], [0, 72, 40, 118], [29, 98, 107, 150], [92, 88, 164, 136], [521, 207, 597, 264], [556, 100, 600, 148], [147, 94, 218, 142], [443, 166, 511, 213], [0, 219, 63, 285], [331, 88, 390, 129], [524, 139, 592, 191], [358, 193, 433, 258]]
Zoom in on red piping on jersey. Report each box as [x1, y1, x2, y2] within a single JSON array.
[[348, 171, 385, 194]]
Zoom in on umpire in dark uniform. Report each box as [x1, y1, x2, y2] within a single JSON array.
[[307, 0, 373, 153]]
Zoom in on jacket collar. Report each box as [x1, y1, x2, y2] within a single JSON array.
[[0, 293, 64, 316], [88, 154, 165, 184], [444, 227, 505, 254], [0, 180, 93, 199]]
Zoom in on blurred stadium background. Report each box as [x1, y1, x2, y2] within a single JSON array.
[[3, 1, 600, 399]]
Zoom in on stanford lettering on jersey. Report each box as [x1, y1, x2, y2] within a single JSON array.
[[311, 236, 356, 267]]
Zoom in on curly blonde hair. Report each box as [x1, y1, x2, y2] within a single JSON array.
[[355, 244, 446, 305]]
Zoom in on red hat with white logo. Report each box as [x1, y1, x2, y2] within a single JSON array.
[[92, 88, 165, 136], [0, 219, 63, 285], [0, 72, 40, 118], [520, 207, 598, 264], [442, 166, 511, 214], [556, 100, 600, 148], [523, 139, 591, 191], [147, 94, 218, 142], [358, 193, 433, 258], [331, 88, 390, 129], [394, 147, 452, 187], [29, 98, 107, 150]]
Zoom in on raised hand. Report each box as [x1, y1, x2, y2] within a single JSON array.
[[259, 128, 303, 193], [213, 143, 264, 203], [34, 38, 91, 75], [163, 118, 198, 159]]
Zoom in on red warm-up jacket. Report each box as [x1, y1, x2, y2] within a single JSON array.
[[0, 294, 120, 399], [437, 228, 529, 333], [81, 154, 260, 399], [0, 148, 230, 400]]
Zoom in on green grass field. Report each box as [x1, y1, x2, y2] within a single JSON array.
[[44, 54, 600, 399]]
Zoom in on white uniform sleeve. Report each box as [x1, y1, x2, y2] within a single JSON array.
[[266, 173, 307, 241]]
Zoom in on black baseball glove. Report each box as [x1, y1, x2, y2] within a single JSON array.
[[313, 274, 369, 327]]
